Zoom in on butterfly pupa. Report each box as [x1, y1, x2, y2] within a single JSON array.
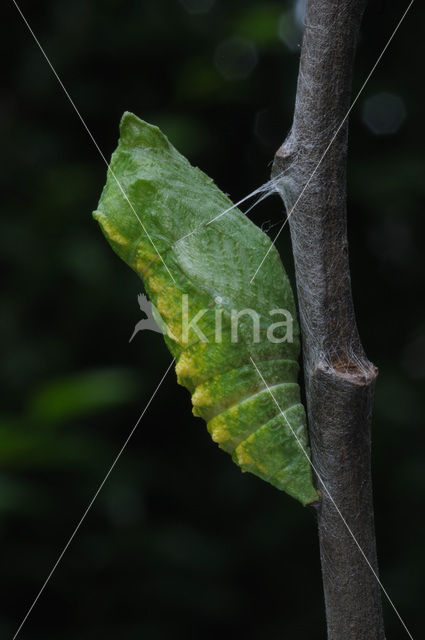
[[93, 112, 318, 506]]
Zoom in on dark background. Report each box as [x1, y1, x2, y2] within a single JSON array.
[[2, 1, 424, 638]]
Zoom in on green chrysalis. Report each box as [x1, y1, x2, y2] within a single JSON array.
[[93, 112, 318, 505]]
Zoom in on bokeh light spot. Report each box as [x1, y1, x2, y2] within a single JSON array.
[[214, 37, 258, 81], [362, 92, 406, 136]]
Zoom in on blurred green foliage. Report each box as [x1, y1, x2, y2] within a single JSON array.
[[2, 1, 424, 638]]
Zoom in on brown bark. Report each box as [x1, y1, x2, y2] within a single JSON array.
[[272, 1, 385, 638]]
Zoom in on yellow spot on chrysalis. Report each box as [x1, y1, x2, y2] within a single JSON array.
[[209, 420, 230, 444], [235, 443, 267, 473], [175, 353, 198, 380], [148, 275, 166, 294], [234, 445, 254, 466], [192, 386, 212, 407], [98, 217, 128, 246], [134, 257, 159, 276], [133, 245, 160, 276]]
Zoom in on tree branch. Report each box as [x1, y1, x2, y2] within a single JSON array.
[[272, 1, 385, 637]]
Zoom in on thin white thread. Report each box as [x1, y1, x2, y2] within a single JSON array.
[[11, 0, 176, 284], [12, 358, 176, 640], [175, 178, 277, 244], [250, 0, 415, 283], [249, 356, 414, 640]]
